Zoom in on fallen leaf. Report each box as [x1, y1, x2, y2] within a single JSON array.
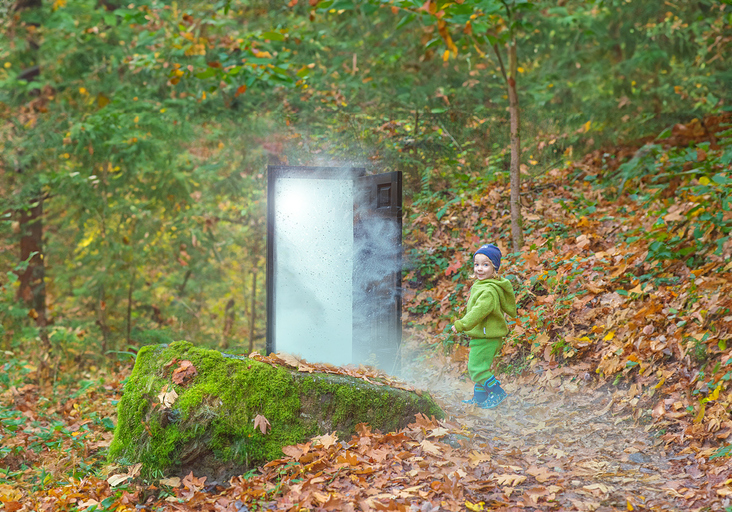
[[468, 451, 491, 466], [172, 360, 198, 386], [527, 465, 558, 483], [535, 332, 550, 346], [160, 476, 181, 487], [427, 426, 449, 438], [664, 210, 685, 222], [157, 385, 178, 408], [652, 400, 666, 420], [496, 474, 527, 486], [465, 500, 484, 511], [312, 432, 338, 449], [107, 473, 131, 487], [127, 462, 142, 478], [420, 439, 441, 456], [628, 283, 643, 295], [584, 482, 612, 493], [254, 414, 271, 434], [277, 352, 301, 368], [445, 258, 463, 276], [282, 445, 304, 459], [182, 471, 207, 491]]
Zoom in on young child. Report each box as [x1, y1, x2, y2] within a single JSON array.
[[451, 244, 517, 409]]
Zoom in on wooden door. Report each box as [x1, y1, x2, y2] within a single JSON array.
[[353, 171, 403, 374]]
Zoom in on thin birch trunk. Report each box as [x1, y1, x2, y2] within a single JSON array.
[[507, 37, 523, 251]]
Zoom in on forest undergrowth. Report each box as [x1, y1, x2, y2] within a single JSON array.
[[1, 114, 732, 511]]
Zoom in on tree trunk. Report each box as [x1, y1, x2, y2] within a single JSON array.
[[221, 298, 235, 349], [126, 269, 136, 348], [98, 284, 109, 356], [14, 0, 48, 378], [17, 197, 49, 352], [507, 37, 523, 252], [248, 270, 257, 354]]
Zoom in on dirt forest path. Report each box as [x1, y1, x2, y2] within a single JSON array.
[[402, 343, 712, 512]]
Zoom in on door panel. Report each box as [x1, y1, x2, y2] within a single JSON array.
[[266, 166, 402, 374], [353, 172, 402, 373]]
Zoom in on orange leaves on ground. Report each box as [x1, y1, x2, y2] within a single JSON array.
[[403, 119, 732, 463], [171, 360, 198, 386], [181, 471, 207, 493], [223, 412, 471, 511], [0, 484, 23, 512], [444, 255, 463, 276]]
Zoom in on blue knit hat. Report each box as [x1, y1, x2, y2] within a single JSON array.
[[474, 244, 501, 271]]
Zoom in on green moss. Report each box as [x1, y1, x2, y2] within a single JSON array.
[[109, 341, 443, 478]]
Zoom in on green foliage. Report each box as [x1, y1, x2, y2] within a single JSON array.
[[1, 0, 280, 357], [1, 0, 730, 363], [603, 124, 732, 269]]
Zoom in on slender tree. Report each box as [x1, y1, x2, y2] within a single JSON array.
[[11, 0, 52, 374], [368, 0, 532, 251]]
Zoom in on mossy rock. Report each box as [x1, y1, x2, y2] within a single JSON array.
[[108, 341, 443, 479]]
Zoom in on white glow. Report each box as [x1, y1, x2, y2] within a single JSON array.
[[275, 184, 311, 218], [273, 178, 353, 365]]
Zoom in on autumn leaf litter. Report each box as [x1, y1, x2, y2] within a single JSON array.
[[3, 131, 732, 510]]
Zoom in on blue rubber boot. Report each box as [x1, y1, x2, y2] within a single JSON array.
[[477, 378, 507, 409], [462, 383, 488, 405]]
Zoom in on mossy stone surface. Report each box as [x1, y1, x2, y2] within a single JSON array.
[[108, 341, 443, 478]]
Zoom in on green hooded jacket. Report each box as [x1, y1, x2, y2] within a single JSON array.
[[453, 277, 517, 339]]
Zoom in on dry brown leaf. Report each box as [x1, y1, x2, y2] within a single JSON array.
[[182, 471, 207, 491], [172, 360, 198, 386], [277, 352, 301, 368], [496, 474, 527, 486], [468, 451, 491, 466], [127, 462, 142, 478], [107, 473, 131, 487], [527, 465, 558, 483], [159, 476, 181, 487], [312, 432, 338, 449], [78, 499, 100, 510], [157, 384, 178, 408], [282, 445, 305, 459], [254, 414, 271, 435], [420, 439, 441, 456]]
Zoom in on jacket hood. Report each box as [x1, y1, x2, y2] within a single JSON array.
[[474, 277, 517, 318]]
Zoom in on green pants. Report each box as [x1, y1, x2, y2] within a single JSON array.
[[467, 338, 503, 384]]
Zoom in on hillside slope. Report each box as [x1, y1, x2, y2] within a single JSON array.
[[403, 114, 732, 459]]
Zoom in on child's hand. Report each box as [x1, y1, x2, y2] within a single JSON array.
[[451, 325, 457, 333]]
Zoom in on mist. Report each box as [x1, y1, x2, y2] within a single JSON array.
[[269, 166, 402, 373]]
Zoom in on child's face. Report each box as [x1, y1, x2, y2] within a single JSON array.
[[474, 254, 495, 280]]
